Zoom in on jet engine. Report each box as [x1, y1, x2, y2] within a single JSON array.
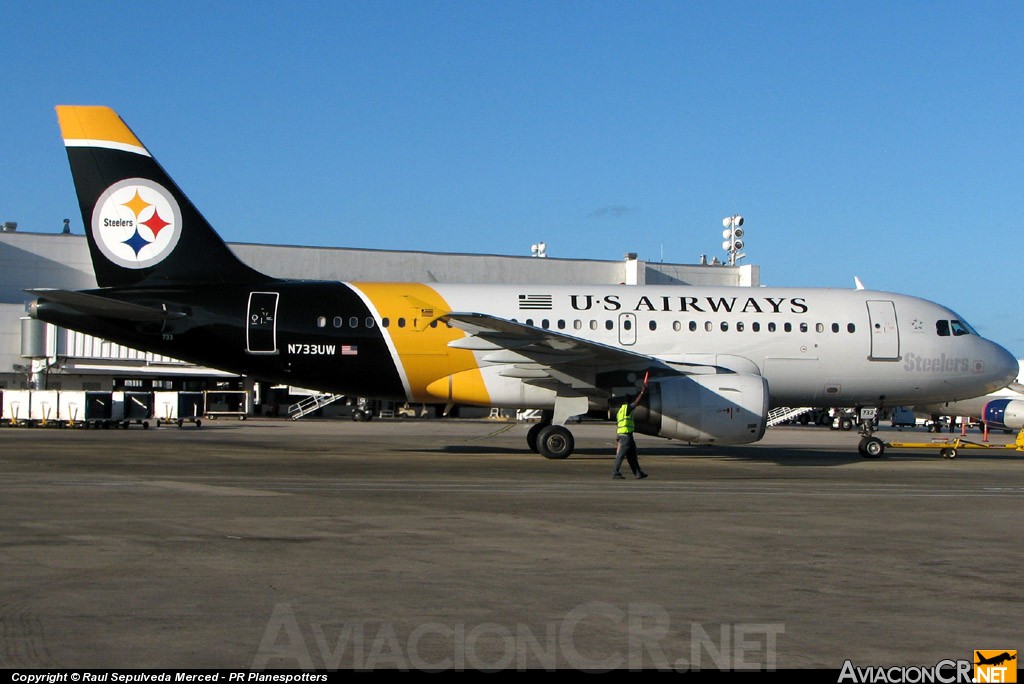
[[632, 374, 769, 444], [982, 398, 1024, 430]]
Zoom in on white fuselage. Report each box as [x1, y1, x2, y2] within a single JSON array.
[[397, 284, 1016, 410]]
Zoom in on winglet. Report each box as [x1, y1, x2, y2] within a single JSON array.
[[403, 294, 451, 330], [854, 276, 865, 290]]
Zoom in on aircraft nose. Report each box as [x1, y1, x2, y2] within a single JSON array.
[[989, 341, 1018, 387]]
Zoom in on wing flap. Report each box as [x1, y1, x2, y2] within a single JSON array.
[[443, 311, 679, 396], [446, 311, 657, 369]]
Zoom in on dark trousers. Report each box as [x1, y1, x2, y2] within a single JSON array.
[[613, 433, 641, 476]]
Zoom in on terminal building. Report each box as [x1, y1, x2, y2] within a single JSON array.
[[0, 224, 758, 418]]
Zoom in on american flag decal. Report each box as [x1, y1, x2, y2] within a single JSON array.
[[518, 294, 553, 310], [341, 345, 359, 356]]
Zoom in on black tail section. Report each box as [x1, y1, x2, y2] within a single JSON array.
[[57, 106, 265, 288]]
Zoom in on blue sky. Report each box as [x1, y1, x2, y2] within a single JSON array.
[[3, 1, 1022, 356]]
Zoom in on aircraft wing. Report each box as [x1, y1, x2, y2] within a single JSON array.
[[444, 311, 689, 393], [26, 289, 187, 322]]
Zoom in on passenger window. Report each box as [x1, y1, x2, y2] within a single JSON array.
[[649, 320, 657, 331], [367, 317, 377, 329], [333, 316, 343, 328], [398, 318, 406, 328], [936, 320, 950, 337], [557, 320, 566, 330], [574, 320, 582, 330], [349, 316, 359, 328], [720, 322, 729, 332], [831, 323, 840, 333], [752, 322, 760, 332], [704, 321, 713, 332], [541, 319, 550, 329], [768, 322, 776, 333], [382, 317, 390, 328], [800, 322, 808, 333], [815, 323, 824, 333], [689, 321, 697, 332], [673, 321, 681, 332], [737, 322, 744, 332], [605, 320, 614, 330], [622, 319, 631, 330], [847, 323, 856, 333], [590, 320, 598, 331], [784, 323, 793, 333], [317, 316, 327, 328]]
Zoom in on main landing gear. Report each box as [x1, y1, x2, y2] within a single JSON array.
[[527, 421, 575, 459], [526, 409, 577, 459]]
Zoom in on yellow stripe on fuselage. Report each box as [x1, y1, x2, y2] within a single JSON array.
[[353, 283, 489, 404], [56, 105, 146, 151]]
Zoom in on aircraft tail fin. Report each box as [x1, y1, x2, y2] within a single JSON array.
[[56, 105, 265, 288]]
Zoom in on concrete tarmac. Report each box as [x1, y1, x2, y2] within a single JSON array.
[[1, 418, 1021, 671]]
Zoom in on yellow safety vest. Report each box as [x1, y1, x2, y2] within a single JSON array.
[[617, 403, 634, 434]]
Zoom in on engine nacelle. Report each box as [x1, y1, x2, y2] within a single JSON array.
[[633, 374, 768, 444], [983, 398, 1024, 430]]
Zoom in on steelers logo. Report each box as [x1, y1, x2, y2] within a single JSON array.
[[92, 178, 183, 269]]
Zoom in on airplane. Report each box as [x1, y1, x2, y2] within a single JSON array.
[[27, 105, 1019, 460], [912, 359, 1024, 432], [975, 651, 1016, 666]]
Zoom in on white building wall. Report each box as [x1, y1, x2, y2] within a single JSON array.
[[0, 305, 27, 386], [0, 233, 97, 302]]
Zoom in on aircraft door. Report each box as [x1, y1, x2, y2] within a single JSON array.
[[618, 313, 637, 346], [247, 292, 279, 354], [866, 300, 900, 361]]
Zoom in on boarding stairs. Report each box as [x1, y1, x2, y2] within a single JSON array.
[[767, 406, 814, 427], [289, 393, 345, 420]]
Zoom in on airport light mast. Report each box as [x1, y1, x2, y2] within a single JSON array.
[[722, 215, 745, 266]]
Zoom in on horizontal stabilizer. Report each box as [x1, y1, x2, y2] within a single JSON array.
[[26, 289, 187, 322]]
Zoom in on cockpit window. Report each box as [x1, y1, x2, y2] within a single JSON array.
[[937, 319, 977, 337], [950, 320, 975, 336]]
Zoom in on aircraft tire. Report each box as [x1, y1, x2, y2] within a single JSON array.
[[859, 436, 885, 458], [537, 425, 574, 459], [526, 423, 544, 453], [840, 418, 854, 431]]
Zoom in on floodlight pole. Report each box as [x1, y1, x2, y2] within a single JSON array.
[[721, 215, 744, 266]]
